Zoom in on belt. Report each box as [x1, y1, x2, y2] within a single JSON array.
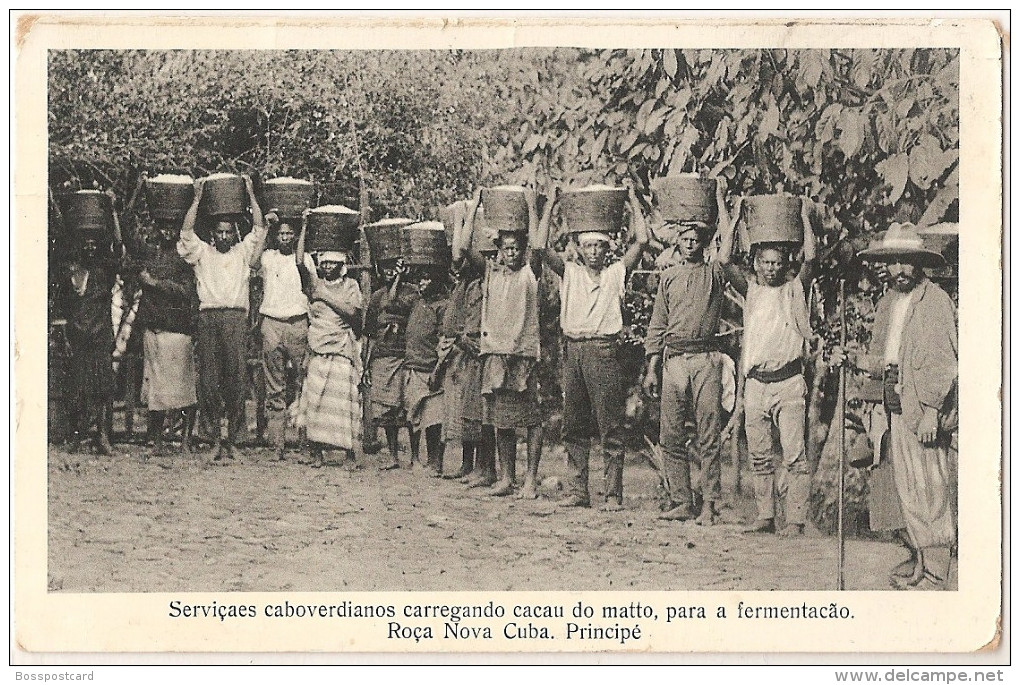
[[564, 334, 619, 343], [664, 338, 719, 357], [747, 358, 802, 384], [263, 313, 308, 324]]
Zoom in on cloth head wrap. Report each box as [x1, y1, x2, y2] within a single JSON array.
[[577, 231, 611, 244]]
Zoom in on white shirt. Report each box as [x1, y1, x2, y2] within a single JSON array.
[[884, 291, 914, 364], [559, 260, 626, 338], [259, 250, 314, 319], [742, 278, 811, 374], [480, 261, 540, 358], [178, 225, 267, 311]]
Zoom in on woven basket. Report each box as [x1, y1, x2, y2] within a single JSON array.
[[145, 175, 195, 220], [481, 186, 529, 232], [402, 222, 451, 266], [365, 218, 413, 263], [200, 173, 246, 217], [306, 205, 360, 252], [438, 201, 459, 246], [652, 175, 717, 224], [739, 195, 803, 246], [560, 185, 627, 234], [469, 205, 498, 254], [61, 190, 112, 235], [263, 178, 316, 219]]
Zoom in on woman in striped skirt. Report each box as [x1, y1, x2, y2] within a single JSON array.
[[296, 244, 364, 468]]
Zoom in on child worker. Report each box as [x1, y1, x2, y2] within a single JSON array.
[[178, 174, 267, 463], [363, 219, 420, 470], [401, 222, 451, 475], [294, 212, 364, 469], [642, 176, 738, 526], [539, 183, 650, 509], [721, 197, 816, 536], [460, 186, 543, 498]]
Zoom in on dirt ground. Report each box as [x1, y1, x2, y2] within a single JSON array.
[[47, 428, 909, 593]]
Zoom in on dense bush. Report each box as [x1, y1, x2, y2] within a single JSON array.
[[49, 48, 959, 531]]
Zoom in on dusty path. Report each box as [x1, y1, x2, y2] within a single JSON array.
[[48, 441, 904, 593]]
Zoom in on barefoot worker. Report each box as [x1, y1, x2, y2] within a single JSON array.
[[258, 179, 317, 461], [462, 186, 544, 498], [721, 196, 816, 536], [401, 222, 451, 475], [178, 174, 267, 463], [364, 218, 420, 470], [449, 202, 499, 489], [540, 183, 649, 510], [61, 188, 125, 455], [295, 206, 364, 469], [134, 174, 199, 454], [643, 176, 736, 526]]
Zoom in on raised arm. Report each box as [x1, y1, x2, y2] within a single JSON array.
[[537, 185, 565, 277], [177, 178, 205, 264], [530, 187, 546, 275], [242, 174, 269, 268], [714, 178, 748, 295], [104, 188, 125, 260], [459, 188, 488, 273], [797, 199, 817, 289], [620, 186, 650, 272]]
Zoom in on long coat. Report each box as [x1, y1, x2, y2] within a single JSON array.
[[861, 278, 958, 435]]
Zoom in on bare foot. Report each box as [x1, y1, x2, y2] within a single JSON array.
[[488, 479, 515, 497], [516, 479, 538, 500]]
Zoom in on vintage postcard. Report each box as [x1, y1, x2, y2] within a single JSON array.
[[13, 14, 1004, 658]]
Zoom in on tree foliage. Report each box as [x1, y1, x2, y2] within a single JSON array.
[[49, 48, 959, 532]]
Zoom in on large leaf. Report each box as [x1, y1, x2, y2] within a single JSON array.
[[663, 49, 678, 79], [875, 153, 909, 203], [837, 110, 865, 157]]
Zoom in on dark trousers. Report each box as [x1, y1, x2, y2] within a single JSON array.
[[197, 309, 248, 445], [562, 338, 625, 502]]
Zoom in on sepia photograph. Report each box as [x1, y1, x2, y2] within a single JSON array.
[[14, 14, 1003, 656]]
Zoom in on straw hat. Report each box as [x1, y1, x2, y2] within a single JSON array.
[[858, 222, 945, 267]]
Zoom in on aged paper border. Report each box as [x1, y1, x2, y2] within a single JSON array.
[[13, 14, 1004, 659]]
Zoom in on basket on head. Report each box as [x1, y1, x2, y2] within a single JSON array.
[[481, 186, 529, 233], [61, 190, 113, 237], [402, 221, 451, 267], [739, 194, 803, 247], [560, 185, 627, 235], [365, 217, 413, 263], [200, 173, 246, 217], [469, 205, 498, 255], [652, 175, 717, 225], [145, 174, 195, 221], [263, 177, 316, 220], [306, 205, 360, 252]]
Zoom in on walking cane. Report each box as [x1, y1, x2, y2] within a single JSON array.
[[837, 279, 847, 591]]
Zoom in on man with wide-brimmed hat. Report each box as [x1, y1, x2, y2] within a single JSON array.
[[833, 222, 958, 590]]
